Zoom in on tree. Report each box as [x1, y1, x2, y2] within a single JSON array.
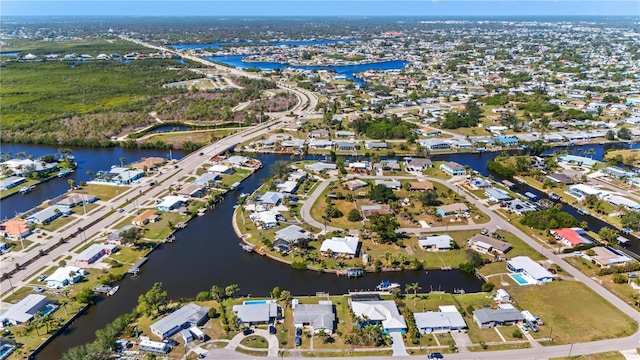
[[75, 287, 95, 304], [270, 286, 281, 299], [68, 179, 76, 190], [418, 190, 440, 206], [481, 282, 495, 292], [120, 227, 142, 245], [368, 184, 397, 203], [2, 273, 14, 295], [210, 285, 225, 301], [405, 282, 421, 305], [225, 284, 240, 298], [368, 214, 400, 243], [325, 205, 343, 219], [599, 227, 619, 244], [347, 209, 362, 222], [606, 130, 616, 141], [119, 157, 126, 167], [618, 127, 632, 140], [621, 210, 640, 230], [279, 290, 292, 309], [270, 160, 290, 180], [136, 282, 168, 316]]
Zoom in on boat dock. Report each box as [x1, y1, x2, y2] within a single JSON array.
[[93, 285, 112, 294], [127, 257, 148, 275], [240, 243, 254, 252]]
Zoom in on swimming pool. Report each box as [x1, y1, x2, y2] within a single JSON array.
[[40, 304, 58, 316], [510, 273, 535, 286], [243, 300, 268, 305], [0, 344, 15, 359]]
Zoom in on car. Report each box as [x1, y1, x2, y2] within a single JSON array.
[[520, 324, 529, 334], [38, 275, 47, 282], [295, 327, 302, 336], [243, 328, 253, 336], [33, 287, 45, 293], [427, 352, 444, 359], [294, 336, 301, 346], [199, 152, 204, 156], [118, 208, 125, 213], [199, 354, 206, 359], [163, 339, 179, 346], [173, 164, 179, 169], [269, 325, 277, 335]]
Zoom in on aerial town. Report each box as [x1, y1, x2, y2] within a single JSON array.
[[0, 9, 640, 360]]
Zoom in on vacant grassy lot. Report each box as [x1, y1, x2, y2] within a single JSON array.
[[76, 184, 124, 201]]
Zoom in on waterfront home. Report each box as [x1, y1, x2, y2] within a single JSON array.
[[601, 166, 635, 179], [280, 139, 306, 149], [209, 164, 234, 174], [604, 194, 640, 210], [470, 178, 492, 189], [485, 188, 511, 202], [1, 159, 57, 176], [176, 184, 206, 198], [56, 193, 98, 208], [469, 234, 512, 255], [192, 172, 221, 187], [493, 289, 511, 303], [319, 236, 360, 258], [343, 179, 368, 191], [588, 246, 633, 268], [507, 256, 554, 285], [1, 294, 49, 325], [413, 306, 466, 334], [132, 157, 167, 171], [274, 225, 310, 250], [336, 130, 356, 138], [150, 303, 208, 339], [336, 141, 358, 151], [250, 210, 282, 229], [75, 243, 117, 267], [435, 203, 468, 217], [347, 161, 370, 170], [232, 300, 280, 326], [26, 206, 70, 224], [360, 204, 393, 218], [364, 141, 388, 150], [293, 302, 335, 334], [546, 173, 574, 185], [139, 337, 170, 354], [558, 155, 598, 168], [276, 180, 298, 194], [473, 308, 524, 328], [132, 210, 160, 226], [566, 184, 607, 201], [308, 139, 334, 150], [0, 176, 26, 191], [259, 191, 286, 206], [409, 180, 434, 191], [503, 199, 537, 215], [405, 158, 433, 171], [224, 156, 251, 168], [44, 266, 87, 288], [309, 129, 330, 138], [439, 162, 466, 176], [374, 179, 401, 190], [157, 195, 188, 212], [98, 167, 144, 185], [349, 299, 407, 334], [550, 228, 595, 248], [418, 234, 453, 251], [0, 218, 31, 239], [305, 162, 337, 173], [420, 138, 450, 151], [107, 225, 142, 246], [494, 136, 519, 146]]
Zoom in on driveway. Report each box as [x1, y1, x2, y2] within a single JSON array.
[[388, 330, 408, 356], [225, 328, 279, 357]]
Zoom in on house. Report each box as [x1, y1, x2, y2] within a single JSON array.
[[435, 203, 468, 217], [250, 210, 282, 229], [0, 294, 49, 325], [343, 179, 368, 191], [485, 188, 511, 202], [150, 303, 209, 339], [347, 161, 370, 170], [56, 193, 98, 208], [276, 180, 298, 194], [335, 130, 355, 137], [418, 235, 452, 251], [259, 191, 286, 206], [566, 184, 607, 201], [176, 184, 206, 198], [546, 173, 574, 185], [470, 178, 492, 189], [132, 157, 167, 171], [98, 167, 144, 185], [589, 246, 633, 267], [413, 306, 466, 333], [409, 181, 434, 191], [305, 162, 337, 173], [44, 266, 86, 288], [139, 337, 170, 354], [308, 140, 334, 149], [439, 162, 466, 176], [374, 179, 401, 190], [405, 158, 433, 171], [132, 210, 160, 226], [507, 256, 554, 285], [209, 164, 234, 174], [503, 199, 537, 215], [232, 300, 279, 326], [420, 138, 450, 151], [550, 228, 594, 248], [365, 142, 388, 150], [192, 172, 220, 187], [602, 166, 635, 179], [469, 234, 512, 255], [336, 141, 358, 151], [350, 300, 407, 333], [360, 204, 393, 218], [293, 302, 335, 334], [473, 308, 524, 328], [0, 219, 31, 239], [274, 225, 310, 249], [26, 206, 66, 224], [558, 155, 598, 168], [224, 155, 250, 168], [493, 289, 511, 303], [75, 244, 117, 267], [309, 129, 330, 138], [320, 236, 360, 258], [604, 194, 640, 210], [157, 195, 188, 212], [280, 139, 306, 148], [107, 225, 142, 246], [0, 176, 26, 190]]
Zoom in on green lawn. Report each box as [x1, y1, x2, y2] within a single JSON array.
[[39, 215, 77, 232], [143, 212, 189, 240], [76, 184, 125, 201]]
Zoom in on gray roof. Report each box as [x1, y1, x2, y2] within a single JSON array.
[[260, 191, 286, 205], [305, 162, 337, 172], [275, 225, 310, 243], [1, 294, 48, 324], [192, 172, 220, 186], [150, 303, 208, 337], [414, 311, 467, 330], [470, 234, 512, 253], [233, 302, 278, 323], [418, 235, 452, 249], [473, 308, 524, 325], [27, 206, 62, 223], [293, 304, 335, 331]]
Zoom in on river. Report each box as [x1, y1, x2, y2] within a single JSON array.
[[1, 142, 632, 358]]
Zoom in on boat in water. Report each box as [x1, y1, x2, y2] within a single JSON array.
[[548, 192, 560, 201], [107, 285, 119, 296], [239, 243, 254, 252], [18, 186, 35, 194], [376, 281, 400, 291], [346, 268, 363, 278]]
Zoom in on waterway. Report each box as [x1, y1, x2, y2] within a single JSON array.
[[170, 39, 356, 51]]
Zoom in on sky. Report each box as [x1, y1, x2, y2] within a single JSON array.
[[1, 0, 638, 17]]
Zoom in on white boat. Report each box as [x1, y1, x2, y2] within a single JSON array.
[[107, 285, 119, 296], [18, 186, 34, 194], [548, 192, 560, 201], [577, 208, 590, 216], [376, 281, 400, 291]]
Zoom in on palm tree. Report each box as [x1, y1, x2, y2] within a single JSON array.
[[86, 170, 94, 180], [119, 157, 126, 167], [67, 179, 76, 190], [2, 273, 14, 295], [279, 290, 292, 309], [225, 284, 240, 298], [410, 282, 421, 304]]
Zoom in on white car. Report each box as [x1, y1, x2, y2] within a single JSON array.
[[520, 324, 529, 334]]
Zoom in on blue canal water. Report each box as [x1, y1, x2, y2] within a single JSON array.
[[0, 52, 20, 57], [170, 39, 356, 51]]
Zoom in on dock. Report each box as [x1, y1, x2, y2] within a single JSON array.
[[127, 257, 148, 275], [93, 285, 112, 294]]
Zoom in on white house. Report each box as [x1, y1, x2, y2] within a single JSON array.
[[413, 306, 467, 333], [45, 266, 87, 289], [157, 195, 188, 212], [320, 236, 360, 258], [418, 235, 452, 251], [507, 256, 554, 285]]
